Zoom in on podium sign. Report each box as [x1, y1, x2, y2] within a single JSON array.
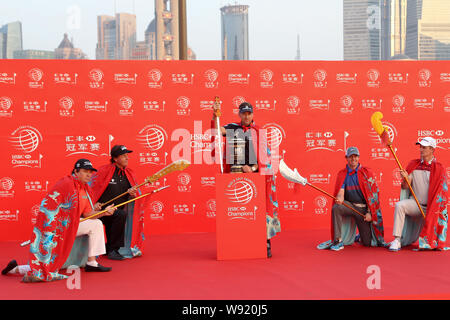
[[216, 173, 267, 260]]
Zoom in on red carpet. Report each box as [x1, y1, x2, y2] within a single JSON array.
[[1, 229, 449, 300]]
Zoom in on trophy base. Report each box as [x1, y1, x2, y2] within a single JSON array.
[[230, 165, 244, 173]]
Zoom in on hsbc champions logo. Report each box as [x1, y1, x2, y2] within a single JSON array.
[[9, 125, 43, 168], [362, 98, 382, 110], [418, 69, 432, 87], [444, 94, 450, 112], [225, 177, 258, 221], [137, 125, 168, 165], [0, 72, 16, 84], [149, 201, 164, 220], [144, 100, 165, 112], [414, 98, 434, 110], [177, 173, 192, 192], [0, 177, 14, 198], [24, 100, 47, 112], [283, 200, 305, 212], [205, 199, 216, 218], [59, 96, 74, 117], [228, 72, 250, 85], [31, 204, 40, 225], [89, 69, 104, 89], [232, 96, 246, 114], [336, 72, 357, 84], [0, 96, 13, 118], [114, 73, 137, 85], [10, 126, 42, 153], [204, 69, 219, 88], [119, 96, 134, 116], [226, 179, 255, 204], [418, 129, 450, 150], [286, 96, 301, 115], [54, 72, 78, 85], [313, 69, 327, 88], [389, 72, 408, 84], [28, 68, 44, 88], [176, 96, 191, 116], [392, 94, 406, 113], [260, 69, 274, 88], [393, 168, 402, 187], [314, 196, 328, 215], [367, 69, 380, 88], [282, 72, 303, 85], [339, 95, 354, 114], [171, 73, 194, 85], [263, 123, 286, 152], [148, 69, 163, 88]]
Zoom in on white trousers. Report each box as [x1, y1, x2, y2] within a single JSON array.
[[76, 218, 106, 258], [10, 219, 106, 275], [392, 199, 424, 238]]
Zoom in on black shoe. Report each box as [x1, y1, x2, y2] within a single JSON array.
[[2, 260, 18, 275], [267, 240, 272, 258], [107, 250, 125, 261], [85, 263, 112, 272]]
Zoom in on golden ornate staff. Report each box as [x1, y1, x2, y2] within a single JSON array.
[[99, 159, 190, 208], [81, 186, 170, 222], [370, 112, 425, 219], [213, 96, 224, 174]]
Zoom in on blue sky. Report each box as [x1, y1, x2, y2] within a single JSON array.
[[1, 0, 343, 60]]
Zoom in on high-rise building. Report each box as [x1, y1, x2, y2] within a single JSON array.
[[96, 15, 116, 60], [344, 0, 385, 60], [405, 0, 450, 60], [145, 19, 157, 59], [0, 21, 23, 59], [388, 0, 408, 57], [96, 13, 136, 60], [13, 49, 55, 59], [295, 34, 301, 60], [55, 33, 87, 59], [155, 0, 180, 60], [221, 4, 249, 60]]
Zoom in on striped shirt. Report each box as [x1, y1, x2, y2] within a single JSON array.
[[341, 164, 366, 204]]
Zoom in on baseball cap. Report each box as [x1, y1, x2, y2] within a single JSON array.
[[74, 159, 97, 171], [416, 137, 436, 149], [111, 145, 133, 158], [239, 102, 253, 114], [346, 147, 360, 157]]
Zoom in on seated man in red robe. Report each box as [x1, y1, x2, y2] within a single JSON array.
[[91, 145, 144, 260], [317, 147, 385, 251], [389, 137, 448, 251], [2, 159, 116, 282]]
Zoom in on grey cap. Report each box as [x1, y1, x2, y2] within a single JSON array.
[[346, 147, 360, 157]]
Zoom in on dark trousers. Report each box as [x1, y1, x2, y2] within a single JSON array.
[[100, 209, 127, 253], [332, 201, 372, 247]]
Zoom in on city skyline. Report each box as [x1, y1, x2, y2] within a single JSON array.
[[1, 0, 344, 60]]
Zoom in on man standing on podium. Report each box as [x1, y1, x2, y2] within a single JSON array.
[[212, 101, 280, 258]]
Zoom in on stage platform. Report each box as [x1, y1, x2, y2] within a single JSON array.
[[1, 229, 449, 300]]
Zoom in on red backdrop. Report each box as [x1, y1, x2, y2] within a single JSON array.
[[0, 60, 449, 241]]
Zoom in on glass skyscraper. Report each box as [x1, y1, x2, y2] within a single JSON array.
[[406, 0, 450, 60], [0, 21, 23, 59], [221, 5, 249, 60]]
